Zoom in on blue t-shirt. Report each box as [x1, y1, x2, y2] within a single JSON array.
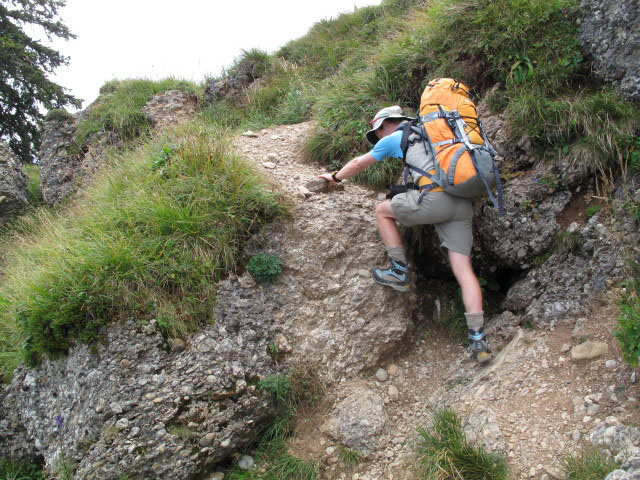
[[369, 130, 404, 162]]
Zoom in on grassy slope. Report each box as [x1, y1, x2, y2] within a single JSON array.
[[0, 118, 285, 380], [1, 0, 640, 476]]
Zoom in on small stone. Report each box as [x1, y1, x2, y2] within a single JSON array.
[[326, 446, 336, 455], [388, 385, 399, 402], [115, 418, 129, 429], [241, 130, 258, 138], [262, 162, 276, 169], [567, 222, 579, 233], [200, 433, 215, 446], [387, 364, 398, 376], [168, 338, 186, 351], [571, 341, 609, 361], [110, 402, 123, 414], [587, 405, 600, 416], [95, 398, 106, 413], [632, 372, 637, 384], [561, 343, 571, 353], [238, 455, 254, 470], [220, 438, 231, 448], [267, 153, 278, 160], [376, 368, 389, 382], [572, 429, 581, 441], [208, 473, 224, 480], [605, 360, 617, 368]]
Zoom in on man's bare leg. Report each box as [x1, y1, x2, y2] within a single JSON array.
[[448, 249, 491, 361]]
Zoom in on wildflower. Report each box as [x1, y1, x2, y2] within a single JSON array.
[[55, 413, 64, 434]]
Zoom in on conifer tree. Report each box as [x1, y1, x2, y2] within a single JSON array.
[[0, 0, 81, 162]]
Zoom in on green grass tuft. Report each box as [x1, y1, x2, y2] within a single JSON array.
[[414, 409, 508, 480], [616, 260, 640, 367], [559, 447, 618, 480], [0, 121, 285, 381], [0, 459, 44, 480]]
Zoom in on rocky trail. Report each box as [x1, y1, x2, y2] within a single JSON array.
[[236, 122, 640, 480]]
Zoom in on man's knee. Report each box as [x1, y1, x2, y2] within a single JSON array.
[[376, 200, 395, 219]]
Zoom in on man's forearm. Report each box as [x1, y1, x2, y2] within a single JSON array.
[[335, 154, 377, 180]]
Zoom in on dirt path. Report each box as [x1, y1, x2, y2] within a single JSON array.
[[235, 123, 640, 480]]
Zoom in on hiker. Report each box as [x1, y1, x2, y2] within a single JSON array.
[[318, 105, 492, 362]]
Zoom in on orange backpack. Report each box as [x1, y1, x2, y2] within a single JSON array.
[[399, 78, 504, 215]]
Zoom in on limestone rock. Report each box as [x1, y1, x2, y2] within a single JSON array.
[[1, 317, 275, 479], [580, 0, 640, 101], [0, 142, 29, 222], [323, 387, 388, 455], [305, 178, 329, 193], [142, 90, 197, 130], [571, 341, 609, 360], [38, 111, 82, 206]]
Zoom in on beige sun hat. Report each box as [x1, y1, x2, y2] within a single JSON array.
[[366, 105, 412, 145]]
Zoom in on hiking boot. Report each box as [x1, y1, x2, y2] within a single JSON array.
[[468, 328, 492, 363], [372, 260, 409, 292]]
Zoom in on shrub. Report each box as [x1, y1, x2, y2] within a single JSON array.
[[414, 409, 508, 479], [0, 121, 285, 380], [247, 254, 283, 284], [559, 447, 618, 480]]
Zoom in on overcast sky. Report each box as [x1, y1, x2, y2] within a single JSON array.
[[44, 0, 380, 110]]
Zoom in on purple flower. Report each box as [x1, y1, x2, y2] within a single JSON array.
[[562, 7, 567, 14], [55, 413, 64, 433]]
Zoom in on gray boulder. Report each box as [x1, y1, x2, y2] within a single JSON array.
[[204, 58, 266, 104], [502, 210, 632, 325], [322, 386, 388, 455], [142, 90, 198, 130], [580, 0, 640, 101], [38, 111, 81, 206], [0, 142, 29, 222], [474, 164, 571, 270]]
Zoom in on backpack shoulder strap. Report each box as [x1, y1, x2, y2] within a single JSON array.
[[399, 121, 413, 159]]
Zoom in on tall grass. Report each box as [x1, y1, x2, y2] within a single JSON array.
[[0, 121, 285, 380], [559, 447, 618, 480], [414, 409, 508, 480]]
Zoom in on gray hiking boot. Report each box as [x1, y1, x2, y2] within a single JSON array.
[[468, 328, 492, 363], [372, 260, 409, 292]]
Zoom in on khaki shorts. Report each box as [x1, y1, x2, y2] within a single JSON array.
[[390, 190, 473, 256]]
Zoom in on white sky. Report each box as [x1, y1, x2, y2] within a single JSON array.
[[43, 0, 381, 110]]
